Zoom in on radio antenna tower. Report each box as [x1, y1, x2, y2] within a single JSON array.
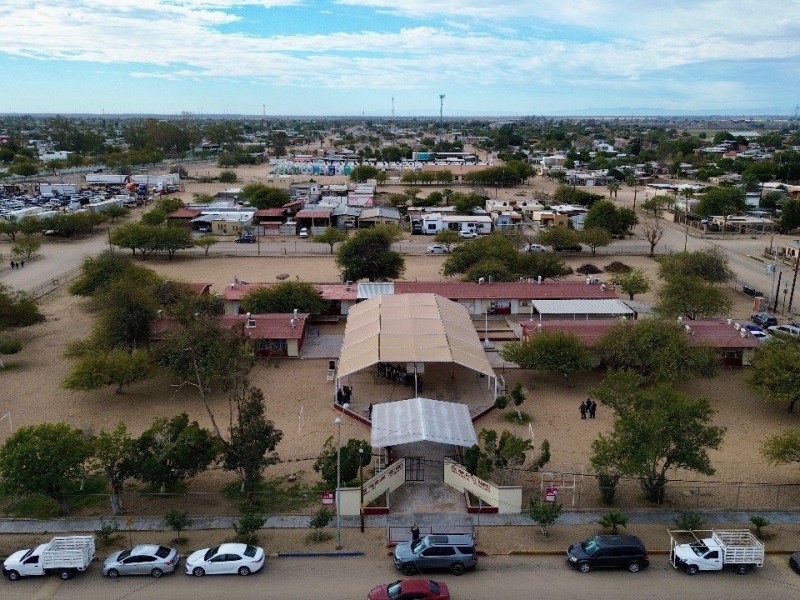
[[439, 94, 445, 142]]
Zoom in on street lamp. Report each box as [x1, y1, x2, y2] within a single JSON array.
[[358, 447, 365, 533], [335, 417, 342, 550]]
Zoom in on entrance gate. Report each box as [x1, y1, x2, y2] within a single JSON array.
[[405, 456, 425, 481]]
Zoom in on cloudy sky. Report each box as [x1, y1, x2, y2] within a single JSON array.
[[1, 0, 798, 116]]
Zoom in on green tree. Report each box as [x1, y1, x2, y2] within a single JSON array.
[[223, 387, 283, 497], [0, 422, 92, 515], [780, 198, 800, 232], [528, 500, 563, 536], [313, 227, 347, 254], [535, 226, 581, 250], [591, 372, 725, 503], [0, 285, 44, 328], [655, 275, 732, 320], [18, 216, 44, 237], [609, 268, 651, 300], [515, 252, 574, 281], [0, 216, 20, 241], [657, 249, 733, 284], [762, 429, 800, 463], [696, 186, 747, 228], [584, 200, 619, 234], [135, 413, 219, 493], [219, 170, 238, 183], [349, 165, 379, 183], [335, 225, 405, 282], [194, 234, 219, 257], [501, 331, 592, 386], [580, 227, 612, 255], [164, 508, 193, 543], [433, 229, 461, 251], [91, 423, 137, 515], [240, 281, 328, 314], [240, 183, 289, 209], [101, 204, 129, 223], [595, 320, 717, 382], [11, 236, 41, 260], [0, 334, 22, 369], [69, 253, 159, 297], [313, 437, 371, 487], [443, 233, 518, 277], [747, 337, 800, 412], [63, 348, 154, 394]]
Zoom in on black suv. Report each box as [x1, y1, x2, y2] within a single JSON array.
[[751, 311, 778, 327], [567, 535, 649, 573]]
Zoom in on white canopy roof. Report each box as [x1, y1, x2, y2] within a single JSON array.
[[370, 397, 478, 448], [337, 293, 495, 379], [531, 299, 634, 316]]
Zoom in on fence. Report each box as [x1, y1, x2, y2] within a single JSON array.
[[26, 265, 82, 299]]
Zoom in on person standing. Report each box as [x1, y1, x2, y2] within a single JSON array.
[[579, 400, 587, 419], [589, 400, 597, 419], [411, 523, 420, 542], [368, 403, 373, 420]]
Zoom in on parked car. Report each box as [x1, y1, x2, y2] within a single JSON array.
[[368, 578, 450, 600], [458, 230, 477, 239], [751, 311, 778, 327], [750, 330, 771, 344], [554, 244, 583, 252], [103, 544, 179, 578], [427, 244, 448, 254], [743, 323, 762, 333], [790, 551, 800, 574], [524, 243, 547, 253], [566, 535, 649, 573], [299, 227, 309, 238], [235, 234, 256, 244], [197, 225, 211, 233], [768, 324, 800, 337], [393, 534, 477, 576], [184, 544, 264, 577], [742, 284, 764, 297]]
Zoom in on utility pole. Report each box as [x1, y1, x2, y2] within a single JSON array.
[[788, 250, 800, 315], [439, 94, 445, 143]]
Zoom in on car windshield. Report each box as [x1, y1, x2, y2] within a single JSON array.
[[689, 542, 710, 556], [117, 549, 132, 561], [411, 539, 428, 553], [386, 581, 403, 599], [581, 539, 600, 555], [204, 546, 220, 561], [243, 545, 257, 558], [428, 580, 441, 594]]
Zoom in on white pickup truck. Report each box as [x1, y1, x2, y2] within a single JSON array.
[[3, 536, 96, 581], [669, 529, 764, 576]]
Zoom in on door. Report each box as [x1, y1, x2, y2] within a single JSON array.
[[207, 554, 228, 574], [405, 457, 424, 481], [21, 554, 42, 576]]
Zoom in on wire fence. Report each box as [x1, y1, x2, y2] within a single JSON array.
[[26, 265, 82, 299]]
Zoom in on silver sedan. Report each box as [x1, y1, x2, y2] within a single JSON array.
[[103, 544, 180, 578]]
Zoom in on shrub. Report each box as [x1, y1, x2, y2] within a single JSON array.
[[528, 500, 562, 536], [219, 170, 238, 183], [598, 508, 629, 534], [308, 507, 333, 542], [503, 411, 531, 425], [234, 511, 265, 545], [750, 515, 770, 537], [494, 395, 508, 409], [673, 510, 704, 531], [96, 517, 120, 546], [164, 508, 193, 543]]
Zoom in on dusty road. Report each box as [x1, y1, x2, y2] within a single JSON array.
[[1, 554, 798, 600]]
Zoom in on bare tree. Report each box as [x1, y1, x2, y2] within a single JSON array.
[[642, 216, 664, 257]]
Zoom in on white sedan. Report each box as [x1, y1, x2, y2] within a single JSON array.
[[427, 244, 449, 254], [185, 543, 265, 577]]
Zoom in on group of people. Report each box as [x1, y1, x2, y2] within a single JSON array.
[[8, 260, 24, 269], [580, 398, 597, 419], [376, 362, 422, 391], [336, 385, 353, 406]]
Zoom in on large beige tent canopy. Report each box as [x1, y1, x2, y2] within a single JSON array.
[[337, 293, 496, 382]]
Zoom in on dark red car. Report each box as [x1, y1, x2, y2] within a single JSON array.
[[367, 578, 450, 600]]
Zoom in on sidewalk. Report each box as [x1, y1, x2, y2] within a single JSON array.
[[2, 509, 800, 534]]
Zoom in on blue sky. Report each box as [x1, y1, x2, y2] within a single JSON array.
[[0, 0, 798, 116]]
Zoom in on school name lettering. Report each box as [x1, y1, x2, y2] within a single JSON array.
[[363, 460, 403, 495], [450, 464, 492, 493]]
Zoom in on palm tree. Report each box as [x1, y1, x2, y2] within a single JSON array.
[[625, 174, 639, 210], [607, 182, 620, 199]]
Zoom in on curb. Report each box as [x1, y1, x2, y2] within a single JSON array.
[[277, 551, 363, 558]]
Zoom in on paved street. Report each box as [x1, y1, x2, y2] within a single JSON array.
[[1, 554, 798, 600]]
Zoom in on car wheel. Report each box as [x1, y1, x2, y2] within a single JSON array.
[[735, 565, 750, 575], [401, 563, 417, 576], [450, 562, 466, 576], [686, 564, 699, 576], [6, 570, 20, 581], [107, 569, 120, 579], [59, 569, 72, 581], [628, 562, 640, 573], [151, 568, 163, 578], [578, 562, 591, 573], [193, 567, 205, 577], [238, 566, 251, 576]]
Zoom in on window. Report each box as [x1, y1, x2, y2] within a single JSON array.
[[155, 547, 171, 558], [243, 546, 258, 558], [23, 555, 39, 565]]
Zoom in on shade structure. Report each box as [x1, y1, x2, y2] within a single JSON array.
[[530, 298, 634, 318], [337, 293, 495, 379], [370, 397, 478, 448]]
